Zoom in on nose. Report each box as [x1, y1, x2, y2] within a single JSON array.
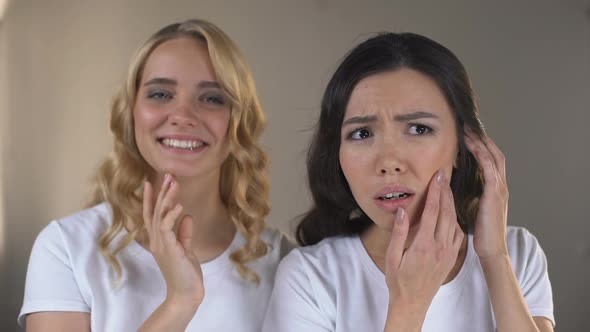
[[376, 139, 406, 175], [169, 102, 198, 128]]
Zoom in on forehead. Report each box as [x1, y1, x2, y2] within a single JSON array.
[[140, 37, 216, 83], [346, 68, 453, 119]]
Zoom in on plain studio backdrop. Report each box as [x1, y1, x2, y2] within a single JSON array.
[[1, 0, 589, 331]]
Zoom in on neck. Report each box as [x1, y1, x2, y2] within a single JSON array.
[[360, 223, 468, 284]]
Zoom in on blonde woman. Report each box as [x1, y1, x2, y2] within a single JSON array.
[[19, 19, 288, 332]]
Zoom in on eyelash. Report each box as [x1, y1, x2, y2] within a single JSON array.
[[147, 90, 173, 100], [146, 91, 225, 106], [408, 124, 434, 135], [345, 124, 434, 140], [200, 94, 225, 105]]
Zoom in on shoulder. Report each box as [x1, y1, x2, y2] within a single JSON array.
[[33, 203, 112, 256], [505, 226, 549, 277], [259, 227, 297, 259], [53, 202, 112, 235], [506, 226, 544, 257], [277, 236, 355, 278]]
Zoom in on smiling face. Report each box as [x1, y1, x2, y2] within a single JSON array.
[[339, 68, 459, 236], [133, 37, 231, 181]]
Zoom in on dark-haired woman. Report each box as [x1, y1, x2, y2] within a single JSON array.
[[263, 33, 554, 332]]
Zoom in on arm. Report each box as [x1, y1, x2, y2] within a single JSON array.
[[480, 255, 553, 332], [464, 129, 553, 332], [27, 312, 90, 332]]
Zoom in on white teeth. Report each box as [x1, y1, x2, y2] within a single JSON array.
[[161, 138, 204, 150], [382, 192, 408, 200]]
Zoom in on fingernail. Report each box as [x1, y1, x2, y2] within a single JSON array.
[[396, 208, 404, 224], [436, 169, 445, 183]]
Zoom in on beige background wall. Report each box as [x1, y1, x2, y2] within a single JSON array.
[[1, 0, 589, 330]]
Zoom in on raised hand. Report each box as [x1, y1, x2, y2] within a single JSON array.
[[464, 128, 509, 260], [143, 174, 204, 308], [384, 170, 464, 331]]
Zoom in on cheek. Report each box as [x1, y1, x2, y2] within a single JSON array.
[[339, 145, 371, 195], [416, 137, 458, 173], [207, 110, 232, 144], [133, 104, 163, 133]]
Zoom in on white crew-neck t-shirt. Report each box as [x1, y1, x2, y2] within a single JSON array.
[[20, 203, 290, 331], [263, 226, 554, 332]]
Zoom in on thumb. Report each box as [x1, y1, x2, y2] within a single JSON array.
[[386, 208, 409, 273], [177, 215, 194, 253]]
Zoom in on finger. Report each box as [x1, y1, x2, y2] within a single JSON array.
[[154, 174, 173, 221], [482, 135, 506, 180], [161, 203, 183, 232], [435, 181, 457, 244], [465, 130, 501, 174], [474, 147, 499, 190], [386, 208, 409, 273], [143, 181, 154, 233], [416, 169, 444, 241], [452, 224, 465, 253], [157, 179, 180, 222], [464, 135, 500, 185], [177, 215, 194, 254]]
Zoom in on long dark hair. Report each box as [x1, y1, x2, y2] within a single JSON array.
[[296, 32, 485, 246]]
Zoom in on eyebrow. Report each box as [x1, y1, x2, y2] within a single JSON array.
[[143, 78, 221, 89], [342, 111, 438, 127], [394, 111, 438, 121]]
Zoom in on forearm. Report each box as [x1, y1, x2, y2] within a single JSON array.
[[480, 254, 539, 332], [138, 298, 198, 332]]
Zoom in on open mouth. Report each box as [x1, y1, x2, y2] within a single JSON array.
[[378, 192, 413, 201], [157, 138, 208, 151]]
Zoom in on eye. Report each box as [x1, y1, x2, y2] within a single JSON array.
[[347, 128, 373, 140], [201, 94, 225, 105], [408, 124, 433, 135], [147, 90, 173, 100]]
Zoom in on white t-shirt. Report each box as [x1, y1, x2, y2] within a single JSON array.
[[19, 203, 290, 331], [263, 226, 554, 332]]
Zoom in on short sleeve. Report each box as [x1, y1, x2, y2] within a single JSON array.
[[262, 250, 332, 332], [18, 221, 90, 326], [508, 227, 555, 326]]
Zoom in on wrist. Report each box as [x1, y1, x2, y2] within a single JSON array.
[[384, 296, 426, 332], [478, 252, 510, 266], [163, 295, 201, 318]]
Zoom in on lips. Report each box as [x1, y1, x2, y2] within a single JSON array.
[[156, 135, 208, 152], [374, 186, 415, 200], [374, 185, 415, 212]]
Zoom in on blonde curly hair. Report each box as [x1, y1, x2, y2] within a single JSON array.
[[88, 19, 269, 285]]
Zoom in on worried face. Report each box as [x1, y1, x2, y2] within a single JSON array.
[[339, 68, 458, 239]]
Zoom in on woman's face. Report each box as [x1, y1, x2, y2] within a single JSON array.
[[339, 68, 458, 237], [133, 37, 231, 180]]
